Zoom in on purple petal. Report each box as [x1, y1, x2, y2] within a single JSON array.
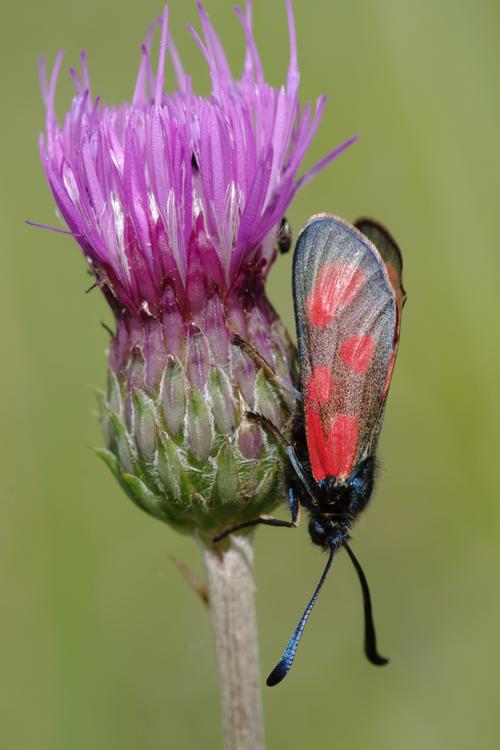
[[38, 1, 352, 316]]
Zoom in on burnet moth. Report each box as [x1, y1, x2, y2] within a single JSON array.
[[215, 214, 406, 686]]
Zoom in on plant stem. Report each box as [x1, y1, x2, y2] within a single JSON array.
[[202, 535, 265, 750]]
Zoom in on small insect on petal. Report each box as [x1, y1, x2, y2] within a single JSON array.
[[276, 216, 292, 255], [306, 263, 366, 327]]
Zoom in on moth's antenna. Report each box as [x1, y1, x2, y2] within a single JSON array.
[[267, 544, 335, 686], [344, 542, 388, 666]]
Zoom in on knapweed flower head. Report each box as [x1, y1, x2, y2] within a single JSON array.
[[38, 1, 355, 538]]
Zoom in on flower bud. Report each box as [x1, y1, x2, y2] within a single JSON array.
[[39, 2, 354, 538]]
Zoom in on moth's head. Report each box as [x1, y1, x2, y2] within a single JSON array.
[[308, 514, 349, 549]]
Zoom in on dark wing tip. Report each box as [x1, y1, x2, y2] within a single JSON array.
[[266, 660, 289, 687]]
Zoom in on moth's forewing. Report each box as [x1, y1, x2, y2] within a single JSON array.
[[293, 216, 397, 481]]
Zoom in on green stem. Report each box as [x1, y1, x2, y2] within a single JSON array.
[[202, 535, 265, 750]]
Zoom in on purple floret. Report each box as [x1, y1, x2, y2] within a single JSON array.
[[39, 1, 356, 317]]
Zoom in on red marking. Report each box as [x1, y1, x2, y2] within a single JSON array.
[[328, 415, 359, 478], [340, 335, 375, 374], [306, 366, 334, 405], [305, 407, 359, 481], [306, 263, 366, 327], [305, 404, 333, 481]]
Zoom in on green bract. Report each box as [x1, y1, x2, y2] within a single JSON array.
[[96, 332, 295, 539]]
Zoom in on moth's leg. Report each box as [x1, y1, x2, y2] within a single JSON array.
[[245, 411, 318, 505], [212, 486, 301, 544], [232, 334, 301, 401], [212, 515, 295, 544], [287, 485, 301, 527], [213, 424, 305, 545]]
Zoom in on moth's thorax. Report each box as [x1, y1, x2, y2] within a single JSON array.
[[306, 457, 376, 549], [319, 457, 375, 511], [291, 406, 377, 548]]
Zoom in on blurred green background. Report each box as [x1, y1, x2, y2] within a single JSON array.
[[2, 0, 499, 747]]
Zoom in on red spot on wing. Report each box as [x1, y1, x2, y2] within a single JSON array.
[[306, 366, 334, 405], [328, 415, 359, 478], [306, 263, 366, 327], [305, 406, 359, 481], [339, 335, 375, 374], [305, 405, 333, 481]]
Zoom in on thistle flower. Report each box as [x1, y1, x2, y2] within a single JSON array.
[[38, 1, 355, 540]]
